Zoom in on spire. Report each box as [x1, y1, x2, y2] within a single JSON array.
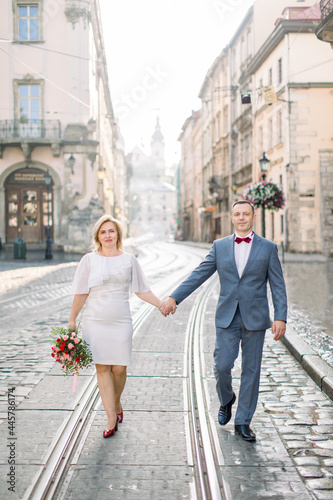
[[152, 116, 164, 143]]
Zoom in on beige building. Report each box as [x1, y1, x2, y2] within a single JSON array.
[[249, 4, 333, 253], [0, 0, 127, 254], [178, 110, 202, 241], [178, 0, 333, 255]]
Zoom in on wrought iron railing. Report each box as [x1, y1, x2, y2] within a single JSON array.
[[0, 119, 61, 140], [320, 0, 333, 20]]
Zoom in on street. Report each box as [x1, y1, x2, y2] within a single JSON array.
[[0, 241, 333, 499]]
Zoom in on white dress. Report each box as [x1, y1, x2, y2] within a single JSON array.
[[71, 252, 150, 365]]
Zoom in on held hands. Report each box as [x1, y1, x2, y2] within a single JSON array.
[[272, 320, 286, 341], [159, 297, 177, 317]]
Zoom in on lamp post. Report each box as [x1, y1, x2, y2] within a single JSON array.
[[259, 152, 270, 238], [44, 170, 53, 260], [97, 166, 105, 204], [68, 154, 75, 174]]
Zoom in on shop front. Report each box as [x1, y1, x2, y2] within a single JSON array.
[[5, 167, 53, 243]]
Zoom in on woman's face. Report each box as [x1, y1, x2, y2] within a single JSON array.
[[98, 221, 118, 250]]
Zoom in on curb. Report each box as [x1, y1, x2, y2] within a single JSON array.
[[282, 324, 333, 401]]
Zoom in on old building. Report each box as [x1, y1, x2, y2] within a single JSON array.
[[248, 4, 333, 253], [178, 109, 202, 241], [178, 0, 332, 255], [127, 118, 176, 239], [0, 0, 126, 254]]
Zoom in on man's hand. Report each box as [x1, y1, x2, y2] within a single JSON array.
[[272, 320, 286, 341], [159, 297, 177, 317]]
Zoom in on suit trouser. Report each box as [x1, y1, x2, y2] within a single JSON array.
[[213, 307, 266, 425]]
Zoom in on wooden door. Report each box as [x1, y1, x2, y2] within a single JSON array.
[[5, 169, 53, 243]]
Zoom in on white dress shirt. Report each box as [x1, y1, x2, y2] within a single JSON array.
[[234, 231, 254, 278]]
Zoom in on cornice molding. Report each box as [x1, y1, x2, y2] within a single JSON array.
[[247, 21, 319, 75]]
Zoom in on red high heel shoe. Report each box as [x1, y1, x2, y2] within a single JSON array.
[[103, 420, 118, 438], [117, 410, 123, 424]]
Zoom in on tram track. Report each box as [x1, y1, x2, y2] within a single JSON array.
[[21, 242, 209, 500], [184, 276, 232, 500], [23, 302, 154, 500]]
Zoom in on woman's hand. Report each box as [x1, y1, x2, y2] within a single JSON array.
[[68, 320, 76, 332]]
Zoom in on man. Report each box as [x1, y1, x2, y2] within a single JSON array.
[[161, 200, 287, 442]]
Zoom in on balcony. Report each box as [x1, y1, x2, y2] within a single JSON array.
[[316, 0, 333, 44], [0, 119, 61, 141]]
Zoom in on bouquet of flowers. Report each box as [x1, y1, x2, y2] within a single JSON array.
[[50, 326, 93, 377], [243, 181, 285, 211]]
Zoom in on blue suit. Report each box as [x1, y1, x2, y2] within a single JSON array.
[[171, 233, 287, 424]]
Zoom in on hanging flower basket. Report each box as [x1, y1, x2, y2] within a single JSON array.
[[243, 181, 285, 211]]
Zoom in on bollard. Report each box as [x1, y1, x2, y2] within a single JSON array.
[[14, 238, 26, 259]]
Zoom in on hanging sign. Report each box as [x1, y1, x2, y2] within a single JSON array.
[[261, 85, 277, 105]]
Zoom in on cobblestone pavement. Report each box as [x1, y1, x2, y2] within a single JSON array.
[[204, 284, 333, 500], [0, 244, 333, 499]]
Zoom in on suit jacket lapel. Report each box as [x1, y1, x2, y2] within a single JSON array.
[[241, 233, 262, 278]]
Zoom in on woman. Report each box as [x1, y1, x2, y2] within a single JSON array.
[[68, 215, 163, 438]]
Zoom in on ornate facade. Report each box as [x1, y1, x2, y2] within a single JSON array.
[[0, 0, 127, 253], [178, 0, 333, 255]]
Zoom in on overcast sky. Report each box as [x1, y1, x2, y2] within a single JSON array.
[[100, 0, 253, 164]]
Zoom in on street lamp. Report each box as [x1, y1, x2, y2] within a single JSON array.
[[68, 154, 75, 174], [44, 170, 53, 260], [259, 152, 270, 238], [259, 152, 270, 181]]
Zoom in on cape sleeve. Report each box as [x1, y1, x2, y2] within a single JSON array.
[[71, 254, 90, 294], [130, 254, 151, 294]]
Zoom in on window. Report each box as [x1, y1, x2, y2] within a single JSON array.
[[19, 84, 40, 122], [258, 126, 263, 153], [268, 68, 272, 85], [241, 38, 245, 63], [280, 215, 284, 234], [268, 119, 273, 149], [13, 1, 43, 41], [14, 79, 43, 138], [278, 58, 282, 84], [277, 111, 282, 143], [223, 106, 228, 134], [18, 5, 39, 41], [247, 30, 251, 57]]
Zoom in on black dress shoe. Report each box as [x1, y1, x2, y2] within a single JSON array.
[[218, 392, 236, 426], [235, 424, 256, 442]]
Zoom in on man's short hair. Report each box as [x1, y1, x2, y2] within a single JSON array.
[[232, 200, 255, 214]]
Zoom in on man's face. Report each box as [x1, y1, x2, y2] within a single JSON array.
[[231, 203, 256, 235]]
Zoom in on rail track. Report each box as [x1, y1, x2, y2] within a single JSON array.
[[25, 273, 231, 500], [184, 276, 232, 500], [19, 241, 216, 499]]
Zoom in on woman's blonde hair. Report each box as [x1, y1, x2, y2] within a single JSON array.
[[92, 215, 123, 252]]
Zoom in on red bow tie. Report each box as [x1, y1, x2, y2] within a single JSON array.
[[235, 236, 251, 244]]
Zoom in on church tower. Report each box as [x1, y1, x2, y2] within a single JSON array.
[[151, 116, 165, 162]]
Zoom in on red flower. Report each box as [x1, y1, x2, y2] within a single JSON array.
[[60, 342, 66, 348], [75, 357, 80, 362], [51, 353, 55, 357]]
